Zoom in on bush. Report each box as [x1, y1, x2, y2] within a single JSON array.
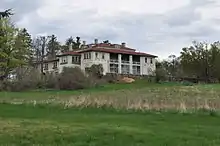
[[58, 67, 93, 90], [1, 66, 107, 92], [0, 68, 59, 92], [3, 68, 45, 92], [155, 68, 167, 83], [103, 73, 118, 83], [44, 73, 59, 89], [86, 64, 104, 79]]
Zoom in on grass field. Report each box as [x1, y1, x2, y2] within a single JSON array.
[[1, 81, 220, 145], [1, 104, 220, 146]]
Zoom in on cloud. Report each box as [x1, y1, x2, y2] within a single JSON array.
[[1, 0, 42, 22], [164, 0, 216, 27], [1, 0, 220, 59]]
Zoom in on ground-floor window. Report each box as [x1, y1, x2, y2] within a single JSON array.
[[44, 63, 48, 70], [132, 66, 140, 75], [121, 65, 129, 74], [110, 64, 118, 73]]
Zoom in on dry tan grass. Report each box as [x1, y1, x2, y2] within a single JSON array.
[[1, 86, 220, 111]]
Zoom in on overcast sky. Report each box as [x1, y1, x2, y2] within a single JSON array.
[[1, 0, 220, 59]]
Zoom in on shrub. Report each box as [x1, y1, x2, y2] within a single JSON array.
[[155, 68, 167, 83], [44, 73, 59, 89], [0, 68, 53, 92], [103, 73, 118, 83], [86, 64, 104, 79], [58, 67, 93, 90], [6, 69, 44, 91]]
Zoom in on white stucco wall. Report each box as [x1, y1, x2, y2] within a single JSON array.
[[37, 61, 58, 73], [46, 62, 56, 72], [81, 51, 110, 75], [58, 56, 80, 73], [140, 57, 156, 75]]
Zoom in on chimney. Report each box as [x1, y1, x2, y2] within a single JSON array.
[[69, 42, 73, 51], [83, 41, 86, 45], [122, 42, 126, 47], [94, 39, 98, 44]]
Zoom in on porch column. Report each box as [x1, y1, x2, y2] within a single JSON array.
[[118, 54, 122, 74], [129, 55, 133, 74], [140, 57, 144, 75]]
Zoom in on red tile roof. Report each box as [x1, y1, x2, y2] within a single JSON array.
[[33, 59, 59, 64], [78, 48, 157, 57], [91, 43, 136, 51], [57, 51, 80, 57]]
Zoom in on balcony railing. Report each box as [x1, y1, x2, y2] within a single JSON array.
[[110, 59, 119, 63], [133, 61, 140, 65], [121, 60, 129, 64], [110, 60, 140, 65]]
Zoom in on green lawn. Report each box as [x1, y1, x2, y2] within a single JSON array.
[[0, 104, 220, 146], [1, 82, 220, 145]]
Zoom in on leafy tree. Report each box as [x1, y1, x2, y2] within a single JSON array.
[[180, 41, 210, 80], [0, 18, 32, 81]]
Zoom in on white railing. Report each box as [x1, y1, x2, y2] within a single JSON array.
[[110, 60, 140, 65], [110, 59, 119, 63], [122, 60, 129, 64], [133, 61, 140, 65]]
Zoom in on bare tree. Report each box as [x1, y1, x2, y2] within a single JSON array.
[[0, 9, 13, 19]]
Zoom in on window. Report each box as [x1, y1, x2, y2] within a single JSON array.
[[84, 53, 91, 59], [72, 56, 75, 63], [110, 64, 118, 73], [44, 63, 48, 70], [53, 62, 57, 69], [79, 56, 81, 63], [145, 57, 148, 63], [150, 58, 153, 64], [72, 56, 81, 64], [95, 52, 98, 58], [61, 56, 68, 64], [132, 66, 140, 75], [102, 53, 105, 59]]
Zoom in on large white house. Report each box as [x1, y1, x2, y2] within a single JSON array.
[[39, 39, 157, 76]]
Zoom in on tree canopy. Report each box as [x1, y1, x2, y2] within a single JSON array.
[[0, 18, 32, 80]]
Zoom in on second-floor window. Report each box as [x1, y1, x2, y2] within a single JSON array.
[[44, 63, 48, 70], [61, 56, 68, 64], [95, 52, 98, 58], [145, 57, 148, 63], [72, 56, 81, 64], [53, 62, 57, 69], [102, 53, 105, 59], [150, 58, 153, 64], [84, 53, 91, 59], [145, 57, 153, 64]]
